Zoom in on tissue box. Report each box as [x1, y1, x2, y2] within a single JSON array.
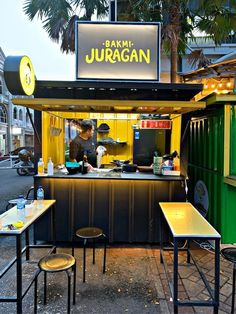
[[162, 169, 180, 176]]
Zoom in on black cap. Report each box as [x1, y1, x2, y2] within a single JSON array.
[[97, 123, 110, 133]]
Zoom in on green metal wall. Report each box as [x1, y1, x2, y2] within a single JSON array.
[[230, 106, 236, 175], [188, 109, 224, 235], [189, 104, 236, 243]]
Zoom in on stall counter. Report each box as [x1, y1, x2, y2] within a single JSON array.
[[34, 172, 186, 243]]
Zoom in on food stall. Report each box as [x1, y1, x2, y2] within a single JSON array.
[[4, 22, 205, 243]]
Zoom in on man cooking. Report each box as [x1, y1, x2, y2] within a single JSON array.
[[69, 119, 97, 167]]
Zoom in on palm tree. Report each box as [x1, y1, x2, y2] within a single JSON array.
[[23, 0, 108, 53], [122, 0, 236, 82]]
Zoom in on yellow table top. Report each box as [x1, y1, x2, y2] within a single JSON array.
[[159, 202, 221, 238], [0, 200, 56, 235]]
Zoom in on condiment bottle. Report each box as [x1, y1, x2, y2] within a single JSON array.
[[47, 157, 54, 175], [82, 154, 88, 174], [37, 158, 44, 175]]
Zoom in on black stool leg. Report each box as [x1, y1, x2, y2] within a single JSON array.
[[103, 234, 107, 274], [83, 239, 87, 282], [34, 270, 40, 313], [93, 239, 96, 264], [73, 261, 76, 305], [66, 270, 71, 313], [72, 240, 74, 257], [232, 263, 236, 314], [44, 271, 47, 305]]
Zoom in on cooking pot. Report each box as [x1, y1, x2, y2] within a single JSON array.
[[65, 162, 81, 174], [122, 164, 137, 172], [111, 160, 130, 167]]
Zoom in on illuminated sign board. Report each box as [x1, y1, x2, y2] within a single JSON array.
[[140, 120, 171, 129], [76, 22, 160, 81]]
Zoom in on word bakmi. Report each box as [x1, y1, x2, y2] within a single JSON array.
[[85, 48, 151, 64]]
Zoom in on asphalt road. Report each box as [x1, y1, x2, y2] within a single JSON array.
[[0, 168, 33, 213]]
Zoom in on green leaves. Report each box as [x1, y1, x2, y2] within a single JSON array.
[[23, 0, 108, 53]]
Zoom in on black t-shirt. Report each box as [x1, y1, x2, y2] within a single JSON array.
[[69, 136, 97, 167]]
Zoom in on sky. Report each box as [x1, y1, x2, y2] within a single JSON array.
[[0, 0, 77, 80]]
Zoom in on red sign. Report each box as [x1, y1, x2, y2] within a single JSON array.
[[140, 120, 171, 129]]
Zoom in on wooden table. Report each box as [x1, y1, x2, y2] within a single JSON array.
[[159, 202, 221, 314], [0, 200, 56, 313]]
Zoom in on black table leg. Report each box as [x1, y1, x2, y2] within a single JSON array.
[[159, 210, 163, 264], [173, 238, 178, 314], [25, 228, 30, 260], [187, 240, 190, 264], [214, 238, 220, 314], [232, 264, 236, 314], [16, 235, 23, 314]]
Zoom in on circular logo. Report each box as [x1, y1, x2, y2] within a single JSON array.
[[194, 180, 209, 217], [4, 55, 36, 96], [19, 56, 35, 95]]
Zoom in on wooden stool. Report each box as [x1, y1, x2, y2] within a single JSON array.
[[72, 227, 107, 282], [34, 253, 76, 313], [221, 247, 236, 313]]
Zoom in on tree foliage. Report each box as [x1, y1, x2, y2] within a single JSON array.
[[23, 0, 108, 53], [121, 0, 236, 81]]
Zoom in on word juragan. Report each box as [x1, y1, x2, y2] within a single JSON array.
[[85, 40, 151, 64]]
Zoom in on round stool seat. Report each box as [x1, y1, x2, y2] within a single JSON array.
[[8, 199, 18, 205], [76, 227, 103, 239], [221, 247, 236, 263], [39, 253, 75, 273]]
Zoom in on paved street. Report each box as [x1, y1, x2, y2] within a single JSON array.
[[0, 243, 235, 313], [0, 168, 33, 213]]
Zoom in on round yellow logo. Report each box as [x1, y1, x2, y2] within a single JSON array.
[[19, 56, 35, 95]]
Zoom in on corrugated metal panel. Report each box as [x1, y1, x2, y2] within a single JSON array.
[[230, 106, 236, 175], [188, 165, 222, 233], [189, 110, 224, 172], [189, 110, 224, 234], [221, 183, 236, 243]]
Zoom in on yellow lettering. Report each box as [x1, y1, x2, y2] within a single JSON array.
[[95, 48, 104, 62], [120, 48, 130, 62], [116, 41, 121, 48], [139, 49, 150, 64], [129, 49, 139, 62], [112, 49, 121, 62], [105, 40, 110, 48], [105, 48, 116, 63], [122, 40, 129, 48], [85, 48, 95, 64], [111, 40, 116, 48]]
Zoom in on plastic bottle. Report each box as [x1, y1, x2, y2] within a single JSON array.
[[17, 195, 25, 222], [153, 152, 162, 175], [82, 154, 88, 174], [37, 186, 44, 208], [153, 152, 158, 175], [47, 157, 54, 176], [37, 158, 44, 175], [174, 156, 180, 171]]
